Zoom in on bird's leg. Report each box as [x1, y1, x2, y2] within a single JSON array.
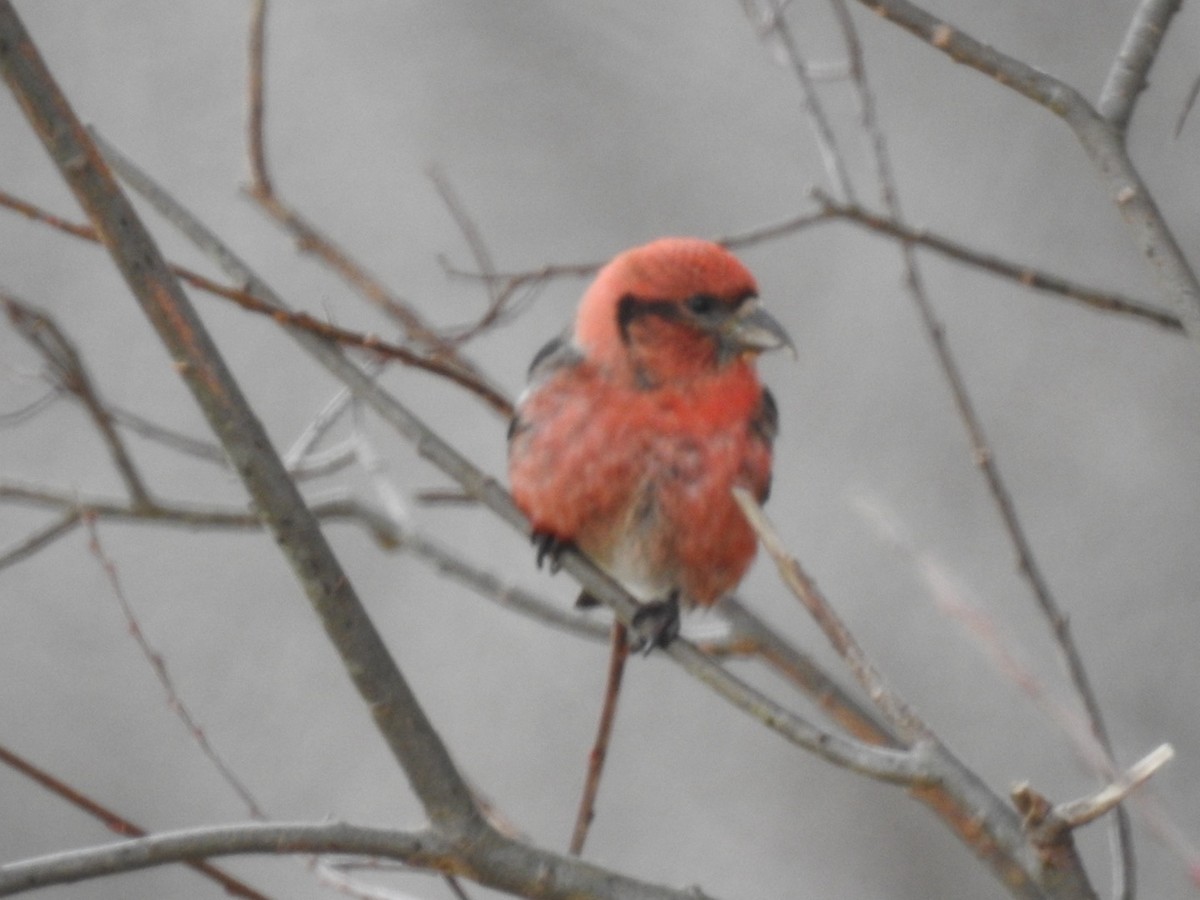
[[531, 531, 572, 573], [629, 590, 681, 655]]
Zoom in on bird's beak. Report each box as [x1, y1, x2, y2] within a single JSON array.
[[723, 300, 796, 359]]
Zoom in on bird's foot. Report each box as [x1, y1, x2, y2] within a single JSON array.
[[531, 531, 572, 573], [574, 591, 601, 609], [629, 592, 681, 655]]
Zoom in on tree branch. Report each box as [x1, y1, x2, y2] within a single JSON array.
[[851, 0, 1200, 337], [1098, 0, 1182, 132], [0, 820, 709, 900], [0, 0, 484, 839], [93, 127, 935, 788], [0, 744, 271, 900], [2, 294, 152, 506], [810, 192, 1182, 332], [815, 7, 1132, 894]]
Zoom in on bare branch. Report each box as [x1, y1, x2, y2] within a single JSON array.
[[0, 820, 707, 900], [734, 490, 1099, 898], [570, 623, 629, 856], [427, 166, 500, 308], [100, 102, 933, 789], [1174, 72, 1200, 137], [0, 743, 273, 900], [2, 294, 152, 507], [444, 201, 1178, 334], [741, 0, 857, 202], [1052, 745, 1174, 831], [1098, 0, 1183, 132], [849, 0, 1200, 336], [0, 187, 99, 239], [819, 5, 1129, 892], [108, 405, 229, 466], [0, 509, 80, 570], [719, 597, 895, 744], [811, 192, 1183, 332], [90, 131, 514, 418], [83, 515, 266, 818], [0, 3, 484, 837], [1011, 744, 1172, 892], [398, 523, 608, 642], [245, 0, 272, 197], [0, 382, 60, 427], [734, 488, 929, 742], [244, 1, 495, 380]]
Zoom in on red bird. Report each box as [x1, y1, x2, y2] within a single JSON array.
[[507, 237, 791, 645]]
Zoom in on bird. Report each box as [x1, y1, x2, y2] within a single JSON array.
[[507, 237, 791, 647]]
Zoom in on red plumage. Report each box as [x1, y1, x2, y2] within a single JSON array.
[[508, 237, 790, 613]]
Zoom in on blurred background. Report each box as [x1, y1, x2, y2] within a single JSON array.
[[1, 2, 1197, 898]]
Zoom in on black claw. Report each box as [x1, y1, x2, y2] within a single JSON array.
[[531, 531, 571, 573], [574, 591, 601, 609], [629, 591, 681, 655]]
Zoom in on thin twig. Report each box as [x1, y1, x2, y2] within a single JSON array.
[[850, 0, 1200, 337], [0, 185, 512, 414], [823, 5, 1125, 894], [244, 0, 491, 376], [427, 167, 499, 308], [1174, 73, 1200, 137], [246, 0, 272, 197], [284, 379, 365, 465], [0, 7, 488, 837], [440, 201, 1178, 333], [1051, 745, 1174, 831], [719, 598, 894, 745], [0, 508, 80, 569], [0, 382, 60, 426], [569, 622, 629, 856], [0, 187, 99, 239], [811, 192, 1182, 332], [91, 130, 513, 418], [0, 743, 274, 900], [352, 410, 410, 527], [733, 489, 930, 742], [741, 0, 857, 202], [1, 478, 607, 641], [83, 514, 268, 818], [830, 4, 1113, 765], [108, 405, 229, 465], [2, 294, 152, 507]]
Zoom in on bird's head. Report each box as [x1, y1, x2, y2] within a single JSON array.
[[574, 237, 793, 385]]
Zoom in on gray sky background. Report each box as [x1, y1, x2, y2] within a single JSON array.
[[1, 3, 1198, 898]]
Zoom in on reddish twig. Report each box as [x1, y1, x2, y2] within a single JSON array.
[[569, 622, 629, 856], [243, 0, 499, 385], [0, 742, 274, 900], [82, 514, 268, 819], [2, 294, 152, 507]]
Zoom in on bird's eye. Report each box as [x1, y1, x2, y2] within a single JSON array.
[[686, 294, 718, 315]]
